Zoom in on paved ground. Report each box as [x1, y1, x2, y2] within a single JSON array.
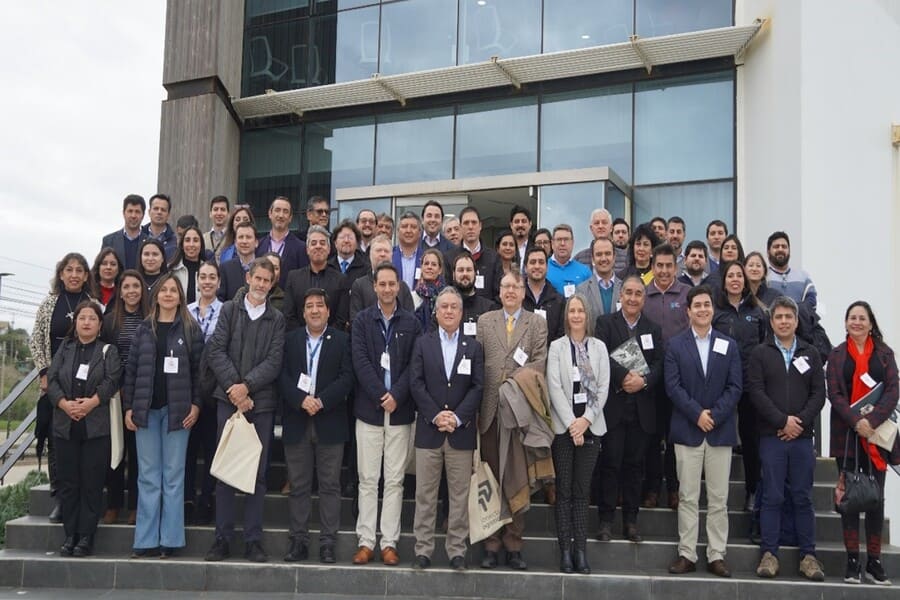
[[0, 458, 43, 487], [0, 591, 445, 600]]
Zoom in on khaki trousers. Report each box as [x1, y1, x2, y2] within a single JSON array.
[[674, 440, 731, 563], [413, 440, 473, 559]]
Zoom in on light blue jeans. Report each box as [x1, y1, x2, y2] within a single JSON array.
[[134, 405, 190, 549]]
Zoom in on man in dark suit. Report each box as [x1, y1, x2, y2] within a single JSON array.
[[594, 275, 663, 543], [664, 284, 742, 578], [409, 287, 484, 570], [349, 235, 415, 321], [101, 194, 147, 270], [329, 220, 368, 285], [522, 246, 565, 345], [217, 222, 259, 301], [445, 206, 503, 302], [279, 288, 355, 564], [255, 196, 309, 288], [392, 211, 425, 291], [283, 225, 350, 331], [419, 200, 456, 254]]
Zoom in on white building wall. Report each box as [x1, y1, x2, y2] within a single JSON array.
[[738, 0, 900, 542]]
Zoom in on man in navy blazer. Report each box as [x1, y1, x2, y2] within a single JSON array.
[[392, 211, 425, 291], [279, 288, 354, 564], [664, 284, 742, 578], [409, 287, 484, 570], [101, 194, 148, 270], [255, 196, 309, 288]]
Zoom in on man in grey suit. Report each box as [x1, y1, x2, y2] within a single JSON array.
[[576, 237, 621, 319], [476, 270, 548, 570], [101, 194, 147, 270]]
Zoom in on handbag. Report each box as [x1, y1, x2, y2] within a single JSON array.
[[101, 345, 124, 470], [210, 409, 263, 494], [836, 432, 881, 515], [468, 432, 511, 544]]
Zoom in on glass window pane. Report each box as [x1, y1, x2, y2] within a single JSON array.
[[543, 0, 633, 52], [539, 182, 606, 252], [458, 0, 541, 64], [239, 126, 303, 228], [304, 117, 375, 202], [337, 198, 391, 224], [606, 182, 627, 221], [380, 0, 457, 75], [313, 0, 377, 12], [456, 98, 537, 178], [634, 72, 733, 185], [243, 21, 310, 96], [632, 181, 733, 244], [636, 0, 732, 37], [246, 0, 310, 26], [541, 85, 633, 182], [310, 6, 380, 85], [375, 108, 454, 185]]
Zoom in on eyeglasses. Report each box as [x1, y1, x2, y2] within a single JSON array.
[[500, 283, 524, 290], [310, 208, 330, 215]]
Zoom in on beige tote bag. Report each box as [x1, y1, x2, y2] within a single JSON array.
[[210, 410, 262, 494], [468, 433, 511, 543]]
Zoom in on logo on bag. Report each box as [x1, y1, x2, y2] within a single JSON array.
[[478, 480, 493, 511]]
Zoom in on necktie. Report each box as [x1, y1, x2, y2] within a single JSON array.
[[340, 260, 348, 273], [506, 315, 514, 344]]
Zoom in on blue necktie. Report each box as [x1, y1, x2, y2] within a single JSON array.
[[340, 260, 348, 273]]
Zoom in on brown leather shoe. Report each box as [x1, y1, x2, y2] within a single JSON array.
[[668, 556, 696, 574], [127, 510, 137, 525], [381, 546, 400, 566], [352, 546, 374, 565], [641, 492, 658, 508], [707, 559, 732, 578], [101, 509, 119, 525], [543, 482, 557, 506], [668, 491, 679, 510]]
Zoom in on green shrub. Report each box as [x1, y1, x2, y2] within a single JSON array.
[[0, 470, 48, 547]]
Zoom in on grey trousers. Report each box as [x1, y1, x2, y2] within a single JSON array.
[[284, 421, 344, 546], [413, 440, 473, 559]]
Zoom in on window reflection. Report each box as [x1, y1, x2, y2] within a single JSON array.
[[636, 0, 732, 37], [543, 0, 633, 53], [239, 126, 303, 224], [379, 0, 457, 75], [458, 0, 541, 64], [634, 73, 734, 185], [310, 5, 380, 85], [338, 198, 391, 223], [375, 108, 454, 185], [539, 182, 606, 251], [304, 117, 375, 201], [244, 20, 310, 96], [632, 181, 733, 242], [456, 98, 537, 178], [541, 85, 633, 182]]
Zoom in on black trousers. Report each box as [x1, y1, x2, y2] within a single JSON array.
[[643, 393, 678, 495], [836, 455, 886, 556], [185, 403, 217, 507], [597, 412, 647, 524], [55, 431, 110, 538], [106, 428, 137, 511], [552, 433, 600, 551], [738, 392, 760, 496]]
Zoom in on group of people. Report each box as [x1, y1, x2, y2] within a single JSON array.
[[29, 192, 897, 586]]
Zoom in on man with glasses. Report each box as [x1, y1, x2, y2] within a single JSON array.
[[329, 220, 368, 285], [283, 225, 350, 332], [256, 196, 309, 288], [299, 196, 332, 242], [356, 209, 378, 253], [546, 224, 591, 298]]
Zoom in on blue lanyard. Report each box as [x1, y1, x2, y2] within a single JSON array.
[[307, 335, 323, 375], [378, 317, 395, 351], [195, 305, 215, 338]]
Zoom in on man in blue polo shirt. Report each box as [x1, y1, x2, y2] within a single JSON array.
[[546, 224, 590, 299]]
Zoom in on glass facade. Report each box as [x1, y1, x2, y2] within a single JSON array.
[[455, 98, 537, 178]]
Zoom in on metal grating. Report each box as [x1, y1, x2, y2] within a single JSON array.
[[232, 20, 765, 120]]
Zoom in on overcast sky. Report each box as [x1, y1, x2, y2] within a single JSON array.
[[0, 3, 166, 333]]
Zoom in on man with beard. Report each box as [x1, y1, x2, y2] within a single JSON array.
[[706, 220, 728, 274], [256, 196, 309, 288], [329, 220, 368, 285], [574, 208, 613, 267], [509, 205, 534, 273], [522, 246, 565, 344], [677, 241, 709, 288], [356, 209, 377, 253], [765, 232, 817, 311], [349, 235, 414, 321], [446, 206, 503, 302], [450, 251, 497, 340], [667, 217, 687, 267], [283, 225, 350, 331], [611, 218, 630, 274]]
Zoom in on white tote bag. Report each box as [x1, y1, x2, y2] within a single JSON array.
[[468, 434, 511, 543], [210, 410, 263, 494], [109, 392, 124, 469]]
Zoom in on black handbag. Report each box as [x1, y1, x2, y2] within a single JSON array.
[[836, 432, 881, 515]]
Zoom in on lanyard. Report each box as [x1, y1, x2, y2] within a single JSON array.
[[378, 317, 395, 350], [307, 335, 323, 375], [195, 305, 215, 339]]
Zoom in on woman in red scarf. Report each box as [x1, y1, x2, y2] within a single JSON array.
[[826, 301, 898, 586]]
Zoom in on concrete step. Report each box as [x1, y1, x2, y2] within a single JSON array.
[[6, 516, 899, 579]]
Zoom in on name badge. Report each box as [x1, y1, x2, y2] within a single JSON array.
[[463, 322, 477, 336], [564, 283, 576, 298], [513, 346, 528, 366], [573, 392, 587, 405], [458, 357, 471, 375], [76, 363, 90, 381], [713, 338, 729, 355], [297, 373, 312, 393], [163, 356, 179, 374], [475, 275, 485, 289], [414, 267, 422, 280], [861, 372, 877, 388], [380, 351, 391, 371], [640, 334, 654, 350], [571, 367, 581, 382], [793, 357, 810, 374], [534, 308, 547, 320]]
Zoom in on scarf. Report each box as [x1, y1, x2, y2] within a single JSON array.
[[847, 335, 886, 471], [572, 337, 601, 413], [415, 276, 445, 328]]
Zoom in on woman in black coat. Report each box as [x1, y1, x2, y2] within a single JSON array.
[[47, 301, 122, 557]]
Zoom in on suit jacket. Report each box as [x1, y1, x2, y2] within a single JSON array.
[[410, 330, 484, 450], [351, 304, 422, 426], [419, 235, 456, 255], [279, 326, 355, 445], [217, 257, 249, 302], [141, 223, 178, 261], [594, 311, 663, 434], [476, 309, 548, 434], [392, 245, 425, 289], [349, 272, 415, 322], [101, 228, 148, 270], [664, 327, 742, 447], [523, 282, 565, 345], [446, 243, 504, 302], [546, 336, 609, 437], [282, 264, 350, 331], [329, 250, 368, 287], [576, 275, 622, 320], [256, 231, 309, 288]]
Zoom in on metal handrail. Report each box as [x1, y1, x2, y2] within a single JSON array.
[[0, 367, 40, 482]]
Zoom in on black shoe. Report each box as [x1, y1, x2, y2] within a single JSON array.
[[72, 535, 94, 557], [844, 554, 860, 584], [559, 549, 574, 574], [48, 503, 62, 524], [865, 556, 892, 586], [748, 514, 762, 545], [743, 493, 755, 513], [507, 551, 528, 570], [449, 555, 466, 571], [194, 502, 213, 526], [245, 541, 268, 563], [573, 549, 591, 574], [596, 521, 612, 542], [60, 536, 76, 556], [480, 550, 499, 569], [342, 482, 357, 498], [624, 523, 642, 543], [159, 546, 177, 559], [413, 555, 431, 569], [131, 547, 160, 559], [319, 545, 336, 564], [283, 539, 308, 562], [205, 538, 230, 562]]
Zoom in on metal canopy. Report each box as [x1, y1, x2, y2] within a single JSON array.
[[232, 20, 765, 120]]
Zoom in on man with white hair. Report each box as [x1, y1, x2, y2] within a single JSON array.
[[575, 208, 613, 267]]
